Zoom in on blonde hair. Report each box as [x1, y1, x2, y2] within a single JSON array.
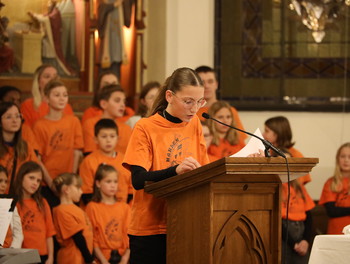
[[330, 142, 350, 193], [32, 64, 57, 109], [53, 173, 82, 195], [207, 101, 239, 146]]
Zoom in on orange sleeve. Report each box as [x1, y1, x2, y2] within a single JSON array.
[[319, 178, 337, 205], [55, 207, 85, 240], [43, 199, 56, 238], [20, 99, 37, 128], [115, 121, 132, 155], [289, 147, 312, 184], [115, 154, 130, 203], [79, 155, 97, 194], [82, 117, 98, 153], [73, 117, 84, 150], [22, 123, 40, 152]]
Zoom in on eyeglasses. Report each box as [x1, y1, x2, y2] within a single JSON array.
[[1, 114, 22, 120], [170, 91, 207, 109]]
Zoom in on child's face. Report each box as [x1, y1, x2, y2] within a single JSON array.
[[141, 87, 159, 110], [22, 171, 42, 197], [1, 106, 22, 134], [338, 146, 350, 173], [39, 67, 58, 93], [66, 178, 83, 203], [263, 125, 277, 145], [46, 86, 68, 111], [213, 107, 232, 134], [0, 172, 8, 194], [95, 128, 118, 154], [96, 171, 118, 198], [202, 125, 213, 148], [102, 91, 126, 118]]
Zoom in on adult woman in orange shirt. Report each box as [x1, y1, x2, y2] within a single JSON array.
[[122, 67, 209, 264]]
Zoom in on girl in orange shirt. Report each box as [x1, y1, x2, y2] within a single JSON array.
[[122, 67, 210, 264], [0, 102, 51, 194], [13, 161, 56, 264], [319, 142, 350, 234], [52, 172, 95, 264], [20, 64, 73, 128], [263, 116, 311, 184], [207, 101, 245, 160], [86, 164, 130, 264]]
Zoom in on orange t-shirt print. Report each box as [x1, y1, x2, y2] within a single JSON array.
[[122, 113, 209, 236]]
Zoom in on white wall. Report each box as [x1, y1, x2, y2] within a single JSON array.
[[241, 111, 350, 200], [165, 0, 214, 76]]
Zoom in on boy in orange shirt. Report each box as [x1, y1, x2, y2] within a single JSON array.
[[33, 80, 84, 207], [79, 119, 132, 205], [82, 84, 132, 155]]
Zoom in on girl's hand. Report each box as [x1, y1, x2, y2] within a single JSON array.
[[176, 157, 201, 175], [294, 240, 309, 256], [247, 149, 265, 157]]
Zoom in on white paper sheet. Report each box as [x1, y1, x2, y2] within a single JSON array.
[[230, 128, 265, 157], [0, 198, 13, 246]]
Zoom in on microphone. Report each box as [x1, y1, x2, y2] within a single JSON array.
[[202, 113, 286, 158]]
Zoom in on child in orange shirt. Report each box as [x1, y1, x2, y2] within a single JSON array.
[[0, 102, 50, 194], [52, 172, 95, 264], [263, 116, 311, 185], [319, 142, 350, 234], [79, 119, 132, 205], [81, 71, 134, 124], [82, 84, 132, 155], [122, 67, 210, 264], [33, 80, 84, 207], [86, 164, 130, 264], [206, 101, 245, 160], [282, 178, 315, 264], [13, 161, 56, 264], [20, 64, 73, 128], [0, 165, 23, 249]]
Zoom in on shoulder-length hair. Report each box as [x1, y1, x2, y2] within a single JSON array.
[[264, 116, 295, 149], [331, 142, 350, 193], [0, 102, 28, 161], [207, 101, 239, 146], [137, 81, 161, 117], [14, 161, 44, 210], [149, 67, 203, 116], [91, 164, 118, 203]]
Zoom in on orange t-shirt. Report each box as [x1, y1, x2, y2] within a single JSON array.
[[33, 115, 84, 180], [22, 123, 40, 152], [122, 113, 209, 236], [208, 138, 245, 160], [20, 98, 73, 128], [17, 198, 56, 255], [319, 177, 350, 234], [53, 203, 93, 264], [79, 150, 132, 202], [86, 201, 130, 259], [197, 105, 247, 144], [0, 144, 39, 194], [282, 182, 315, 221], [288, 147, 312, 184], [82, 116, 132, 155], [81, 106, 135, 124]]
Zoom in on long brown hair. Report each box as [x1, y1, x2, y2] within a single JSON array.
[[0, 102, 28, 161], [149, 67, 203, 116], [14, 161, 44, 210], [330, 142, 350, 193], [207, 101, 239, 146], [137, 81, 161, 117], [91, 164, 118, 203], [264, 116, 295, 149]]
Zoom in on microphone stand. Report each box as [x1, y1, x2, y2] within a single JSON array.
[[202, 113, 286, 158]]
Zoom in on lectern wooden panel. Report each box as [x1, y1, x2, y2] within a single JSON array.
[[145, 157, 318, 264]]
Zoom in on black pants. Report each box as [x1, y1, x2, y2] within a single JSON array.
[[129, 234, 166, 264]]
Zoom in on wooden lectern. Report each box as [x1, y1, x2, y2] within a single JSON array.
[[145, 157, 318, 264]]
